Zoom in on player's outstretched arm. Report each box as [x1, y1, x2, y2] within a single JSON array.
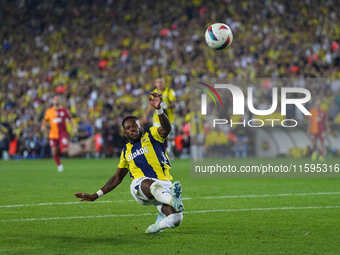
[[149, 92, 171, 138], [158, 109, 171, 138], [74, 168, 128, 201]]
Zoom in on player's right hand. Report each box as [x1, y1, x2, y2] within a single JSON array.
[[74, 193, 98, 201]]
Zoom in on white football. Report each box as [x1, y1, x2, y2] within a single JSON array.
[[205, 23, 233, 50]]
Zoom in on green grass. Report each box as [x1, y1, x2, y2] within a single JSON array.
[[1, 158, 340, 255]]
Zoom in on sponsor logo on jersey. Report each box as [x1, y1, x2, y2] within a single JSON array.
[[127, 146, 149, 161]]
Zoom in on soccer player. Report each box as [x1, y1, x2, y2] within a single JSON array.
[[41, 95, 73, 172], [309, 99, 329, 160], [75, 93, 184, 233], [143, 78, 176, 157]]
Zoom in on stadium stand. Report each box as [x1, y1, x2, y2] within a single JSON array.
[[1, 0, 340, 159]]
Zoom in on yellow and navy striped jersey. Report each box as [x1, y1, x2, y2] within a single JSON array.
[[152, 87, 176, 124], [118, 126, 172, 181]]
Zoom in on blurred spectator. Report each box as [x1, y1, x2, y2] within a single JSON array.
[[0, 122, 15, 159], [232, 126, 249, 158], [78, 120, 93, 141], [102, 119, 124, 157]]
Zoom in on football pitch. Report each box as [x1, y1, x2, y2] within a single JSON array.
[[1, 158, 340, 255]]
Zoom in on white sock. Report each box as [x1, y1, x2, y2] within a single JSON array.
[[156, 205, 165, 216], [158, 213, 183, 229], [150, 182, 172, 205]]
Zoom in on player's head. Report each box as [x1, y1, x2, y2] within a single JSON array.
[[122, 116, 143, 141], [155, 78, 165, 91], [52, 95, 61, 107]]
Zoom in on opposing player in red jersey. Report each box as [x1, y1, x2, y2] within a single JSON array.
[[42, 96, 74, 171], [309, 99, 329, 160]]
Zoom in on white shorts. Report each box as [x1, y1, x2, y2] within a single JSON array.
[[130, 177, 172, 206]]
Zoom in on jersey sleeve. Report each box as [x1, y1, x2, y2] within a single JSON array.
[[118, 148, 128, 169], [149, 126, 166, 143]]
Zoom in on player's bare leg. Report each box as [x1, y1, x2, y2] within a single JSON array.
[[141, 179, 184, 233]]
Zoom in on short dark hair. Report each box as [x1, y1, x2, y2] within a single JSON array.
[[122, 116, 138, 128]]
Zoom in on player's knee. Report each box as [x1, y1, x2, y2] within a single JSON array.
[[168, 212, 183, 228], [141, 179, 154, 199]]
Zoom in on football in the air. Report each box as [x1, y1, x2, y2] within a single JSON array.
[[205, 23, 233, 50]]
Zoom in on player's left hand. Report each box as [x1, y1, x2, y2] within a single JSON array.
[[74, 193, 97, 201], [149, 92, 162, 109]]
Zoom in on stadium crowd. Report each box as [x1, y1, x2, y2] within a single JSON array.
[[1, 0, 340, 159]]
